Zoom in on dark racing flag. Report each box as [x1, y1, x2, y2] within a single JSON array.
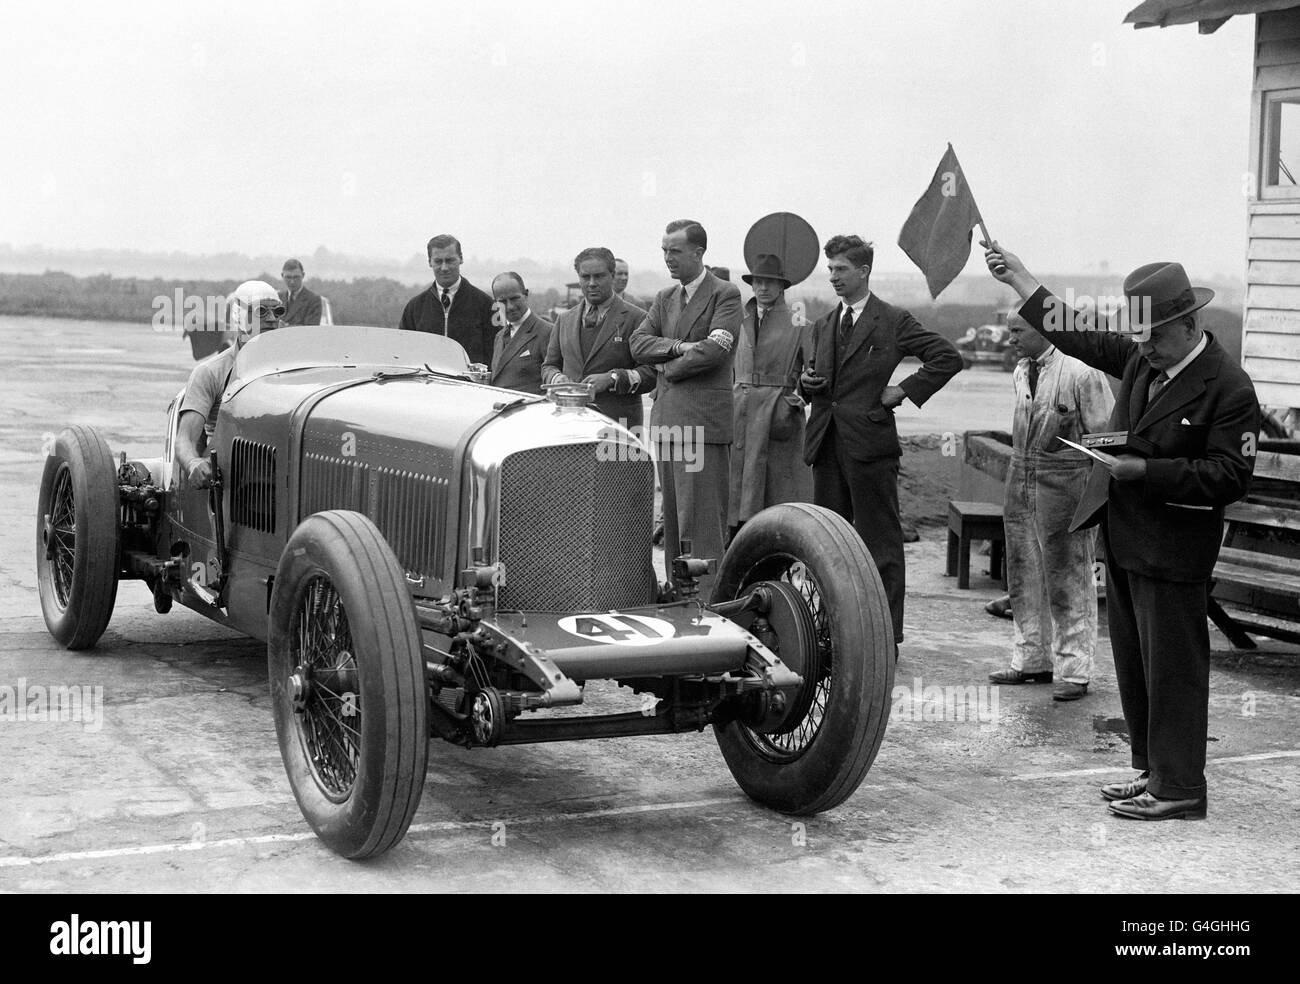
[[898, 143, 986, 299]]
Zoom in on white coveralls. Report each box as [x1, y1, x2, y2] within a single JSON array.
[[1005, 346, 1114, 684]]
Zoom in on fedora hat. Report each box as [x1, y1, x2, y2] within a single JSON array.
[[1123, 262, 1214, 332], [742, 253, 791, 287]]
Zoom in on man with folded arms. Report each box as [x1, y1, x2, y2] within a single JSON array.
[[631, 219, 740, 599], [984, 241, 1259, 821]]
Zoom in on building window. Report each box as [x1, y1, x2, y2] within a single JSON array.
[[1263, 89, 1300, 198]]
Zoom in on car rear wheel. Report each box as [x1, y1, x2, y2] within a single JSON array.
[[711, 503, 894, 814], [268, 510, 428, 859], [36, 425, 120, 649]]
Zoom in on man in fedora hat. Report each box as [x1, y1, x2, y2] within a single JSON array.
[[984, 241, 1260, 821], [729, 254, 814, 538]]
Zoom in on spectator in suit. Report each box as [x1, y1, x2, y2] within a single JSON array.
[[543, 247, 653, 427], [630, 220, 740, 598], [489, 272, 552, 395], [614, 258, 631, 299], [985, 242, 1260, 821], [398, 234, 497, 366], [800, 235, 962, 645], [277, 259, 323, 327]]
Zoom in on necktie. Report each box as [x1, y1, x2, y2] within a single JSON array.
[[680, 285, 690, 311], [580, 304, 600, 358], [1147, 370, 1170, 405], [1027, 358, 1040, 398], [838, 307, 854, 347], [440, 288, 451, 312]]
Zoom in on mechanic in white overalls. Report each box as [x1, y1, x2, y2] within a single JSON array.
[[988, 314, 1114, 701]]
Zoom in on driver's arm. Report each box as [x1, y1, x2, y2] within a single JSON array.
[[175, 410, 213, 488]]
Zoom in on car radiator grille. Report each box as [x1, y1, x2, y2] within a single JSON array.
[[496, 444, 656, 611]]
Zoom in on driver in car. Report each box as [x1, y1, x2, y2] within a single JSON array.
[[176, 280, 283, 489]]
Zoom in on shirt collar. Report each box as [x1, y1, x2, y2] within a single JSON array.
[[584, 295, 614, 322], [682, 268, 708, 302], [1035, 344, 1057, 366], [436, 277, 462, 299], [509, 308, 532, 331], [1162, 332, 1208, 381], [840, 291, 871, 320]]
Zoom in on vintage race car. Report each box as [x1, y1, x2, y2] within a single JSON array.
[[36, 325, 895, 858]]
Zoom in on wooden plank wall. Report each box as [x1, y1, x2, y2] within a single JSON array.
[[1249, 7, 1300, 407]]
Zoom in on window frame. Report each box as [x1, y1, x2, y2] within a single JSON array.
[[1260, 87, 1300, 199]]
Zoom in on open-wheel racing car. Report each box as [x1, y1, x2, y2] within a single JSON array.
[[37, 325, 895, 858]]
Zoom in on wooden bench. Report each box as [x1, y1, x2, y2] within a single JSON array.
[[1207, 450, 1300, 648], [946, 500, 1006, 590]]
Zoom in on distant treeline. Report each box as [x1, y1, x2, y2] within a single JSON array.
[[0, 270, 1242, 352], [0, 270, 436, 329]]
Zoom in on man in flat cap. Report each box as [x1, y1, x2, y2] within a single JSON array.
[[985, 241, 1260, 821], [729, 253, 813, 538]]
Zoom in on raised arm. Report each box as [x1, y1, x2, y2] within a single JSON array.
[[984, 241, 1133, 380]]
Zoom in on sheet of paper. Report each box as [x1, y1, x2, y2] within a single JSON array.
[[1057, 437, 1114, 466]]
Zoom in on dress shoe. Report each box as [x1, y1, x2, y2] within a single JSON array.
[[1100, 771, 1149, 802], [985, 596, 1013, 619], [1108, 790, 1207, 821], [1052, 681, 1088, 701], [988, 667, 1052, 684]]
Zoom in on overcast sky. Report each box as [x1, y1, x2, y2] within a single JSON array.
[[0, 0, 1257, 279]]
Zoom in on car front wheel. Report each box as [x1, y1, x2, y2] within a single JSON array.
[[268, 510, 428, 859], [36, 425, 120, 649], [711, 503, 894, 814]]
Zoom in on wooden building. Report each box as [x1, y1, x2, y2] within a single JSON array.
[[1128, 0, 1300, 411]]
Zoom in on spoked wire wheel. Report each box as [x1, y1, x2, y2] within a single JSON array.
[[711, 503, 894, 814], [36, 426, 120, 649], [269, 510, 428, 859], [289, 576, 362, 801], [47, 465, 77, 607], [737, 559, 831, 761]]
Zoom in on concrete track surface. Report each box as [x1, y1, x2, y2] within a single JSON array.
[[1, 316, 1297, 893]]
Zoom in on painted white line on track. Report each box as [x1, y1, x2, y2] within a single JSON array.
[[0, 797, 741, 869], [1006, 749, 1300, 782], [7, 753, 1298, 868]]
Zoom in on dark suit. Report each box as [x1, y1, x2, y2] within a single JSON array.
[[630, 271, 740, 596], [543, 296, 654, 427], [804, 292, 962, 642], [1019, 285, 1260, 800], [398, 279, 497, 366], [278, 287, 323, 327], [490, 312, 553, 395]]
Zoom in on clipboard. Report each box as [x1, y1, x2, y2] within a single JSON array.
[[1057, 437, 1115, 466]]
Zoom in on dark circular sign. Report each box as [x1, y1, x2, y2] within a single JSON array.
[[743, 212, 820, 288]]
